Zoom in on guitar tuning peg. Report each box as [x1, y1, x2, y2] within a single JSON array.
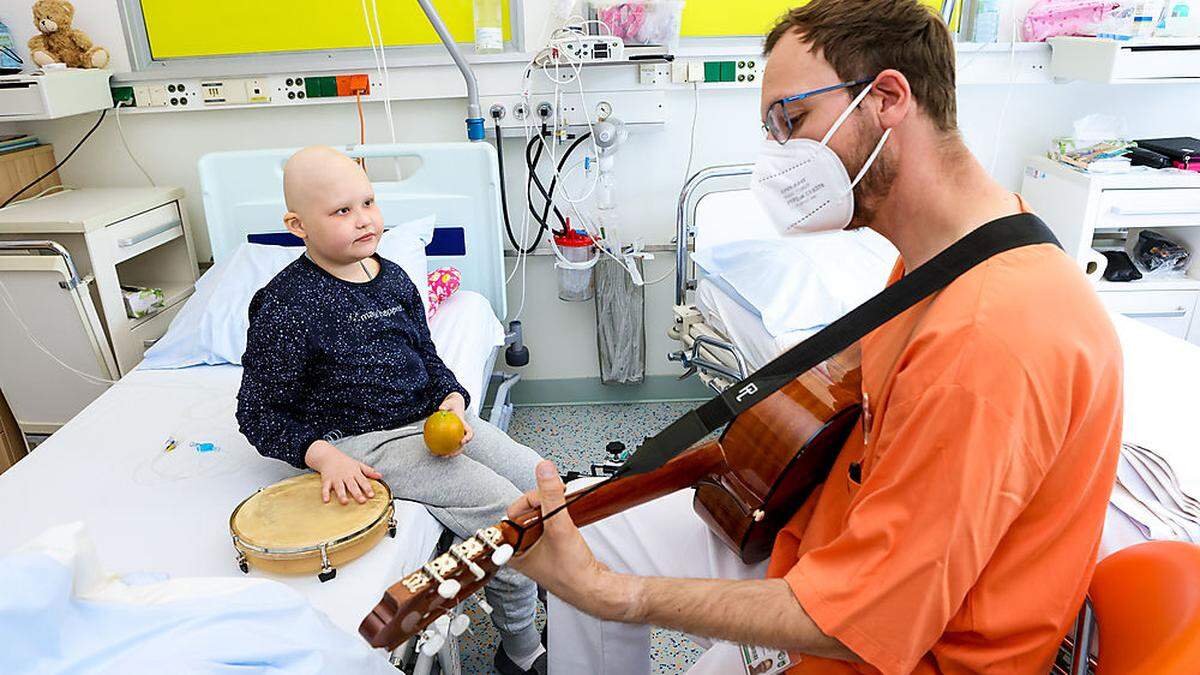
[[490, 543, 514, 566], [420, 630, 446, 657], [438, 579, 461, 599], [450, 546, 487, 580], [450, 614, 471, 636], [478, 598, 493, 615], [433, 614, 451, 634]]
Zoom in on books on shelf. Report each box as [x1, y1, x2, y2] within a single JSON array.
[[0, 134, 38, 154]]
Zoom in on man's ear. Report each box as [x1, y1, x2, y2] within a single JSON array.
[[283, 211, 307, 240], [871, 68, 912, 131]]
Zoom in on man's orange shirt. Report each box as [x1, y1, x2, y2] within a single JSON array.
[[767, 239, 1123, 674]]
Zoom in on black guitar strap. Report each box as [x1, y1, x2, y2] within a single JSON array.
[[613, 213, 1061, 479]]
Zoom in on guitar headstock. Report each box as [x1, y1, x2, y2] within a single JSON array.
[[360, 524, 519, 651]]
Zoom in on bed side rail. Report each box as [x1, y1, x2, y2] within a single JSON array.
[[674, 164, 754, 306], [0, 240, 83, 289], [668, 334, 747, 384]]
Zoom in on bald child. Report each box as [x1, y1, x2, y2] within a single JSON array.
[[236, 147, 547, 674]]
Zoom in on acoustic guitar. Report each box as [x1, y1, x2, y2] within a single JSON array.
[[359, 347, 862, 651]]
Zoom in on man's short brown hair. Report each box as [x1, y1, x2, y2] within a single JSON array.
[[764, 0, 958, 131]]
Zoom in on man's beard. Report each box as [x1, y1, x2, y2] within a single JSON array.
[[843, 118, 896, 230]]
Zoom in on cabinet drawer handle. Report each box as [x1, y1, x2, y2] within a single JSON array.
[[1124, 308, 1188, 318], [1110, 206, 1200, 217], [117, 220, 181, 248]]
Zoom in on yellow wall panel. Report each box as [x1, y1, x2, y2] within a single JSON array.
[[140, 0, 511, 59], [680, 0, 957, 38]]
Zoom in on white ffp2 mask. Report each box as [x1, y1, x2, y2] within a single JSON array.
[[751, 83, 892, 237]]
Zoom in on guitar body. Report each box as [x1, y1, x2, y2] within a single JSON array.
[[695, 347, 863, 564]]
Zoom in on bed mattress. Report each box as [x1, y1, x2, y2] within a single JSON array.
[[694, 277, 816, 373], [0, 290, 504, 637]]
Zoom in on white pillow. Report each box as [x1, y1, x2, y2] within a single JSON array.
[[141, 215, 435, 369], [692, 229, 897, 337]]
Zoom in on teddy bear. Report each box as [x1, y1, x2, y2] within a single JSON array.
[[27, 0, 109, 69]]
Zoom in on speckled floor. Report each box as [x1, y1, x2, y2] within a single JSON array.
[[454, 402, 707, 674]]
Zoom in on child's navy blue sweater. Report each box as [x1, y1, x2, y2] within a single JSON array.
[[236, 254, 468, 469]]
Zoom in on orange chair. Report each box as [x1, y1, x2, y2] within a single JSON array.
[[1084, 541, 1200, 674]]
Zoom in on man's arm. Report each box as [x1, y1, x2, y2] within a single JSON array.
[[508, 461, 859, 662], [632, 576, 858, 661]]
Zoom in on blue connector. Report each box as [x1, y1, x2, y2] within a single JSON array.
[[466, 117, 485, 141]]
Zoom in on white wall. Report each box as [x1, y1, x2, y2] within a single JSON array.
[[2, 0, 1198, 382]]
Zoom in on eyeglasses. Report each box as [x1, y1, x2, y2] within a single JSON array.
[[763, 77, 876, 145]]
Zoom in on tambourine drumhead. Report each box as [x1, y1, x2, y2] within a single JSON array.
[[230, 473, 393, 576]]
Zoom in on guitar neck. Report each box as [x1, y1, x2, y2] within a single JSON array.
[[502, 440, 727, 552]]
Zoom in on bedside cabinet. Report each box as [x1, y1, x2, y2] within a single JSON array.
[[0, 187, 199, 375], [1021, 156, 1200, 345]]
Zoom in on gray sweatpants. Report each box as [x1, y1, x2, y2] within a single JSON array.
[[335, 412, 543, 658]]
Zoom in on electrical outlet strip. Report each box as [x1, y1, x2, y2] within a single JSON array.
[[549, 35, 625, 63]]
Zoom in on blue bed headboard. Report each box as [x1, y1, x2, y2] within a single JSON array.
[[197, 142, 507, 319]]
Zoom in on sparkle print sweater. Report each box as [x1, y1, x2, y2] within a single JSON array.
[[236, 254, 469, 468]]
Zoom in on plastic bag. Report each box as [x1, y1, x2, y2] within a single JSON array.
[[1133, 230, 1190, 276], [1022, 0, 1121, 41], [591, 1, 685, 51], [1102, 250, 1143, 282], [595, 254, 645, 385]]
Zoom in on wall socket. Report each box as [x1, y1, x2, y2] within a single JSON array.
[[244, 78, 270, 103], [638, 63, 672, 86], [201, 79, 251, 105]]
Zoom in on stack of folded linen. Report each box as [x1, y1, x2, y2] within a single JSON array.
[[1110, 443, 1200, 544]]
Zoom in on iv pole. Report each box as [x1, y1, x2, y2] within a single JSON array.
[[415, 0, 485, 141]]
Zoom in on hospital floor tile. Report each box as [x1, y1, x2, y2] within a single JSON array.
[[455, 401, 706, 673]]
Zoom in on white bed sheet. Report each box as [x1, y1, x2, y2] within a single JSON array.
[[1101, 313, 1200, 557], [0, 290, 505, 638]]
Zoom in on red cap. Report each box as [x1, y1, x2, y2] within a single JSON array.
[[553, 229, 594, 247]]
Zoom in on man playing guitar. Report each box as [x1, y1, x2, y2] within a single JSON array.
[[508, 1, 1123, 673]]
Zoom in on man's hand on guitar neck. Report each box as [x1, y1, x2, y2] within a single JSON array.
[[507, 461, 859, 663], [505, 461, 637, 621]]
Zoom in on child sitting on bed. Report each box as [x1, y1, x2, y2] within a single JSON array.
[[235, 146, 547, 675]]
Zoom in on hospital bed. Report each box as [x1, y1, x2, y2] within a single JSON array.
[[0, 143, 515, 671], [668, 164, 895, 390]]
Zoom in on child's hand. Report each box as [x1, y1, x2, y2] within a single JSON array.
[[439, 392, 474, 447], [304, 440, 383, 505]]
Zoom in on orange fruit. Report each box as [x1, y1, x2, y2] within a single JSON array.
[[423, 411, 465, 456]]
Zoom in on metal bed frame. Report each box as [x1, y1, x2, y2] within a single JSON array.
[[667, 163, 755, 392]]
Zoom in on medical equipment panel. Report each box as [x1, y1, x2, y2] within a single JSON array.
[[485, 90, 666, 134], [0, 187, 199, 377]]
